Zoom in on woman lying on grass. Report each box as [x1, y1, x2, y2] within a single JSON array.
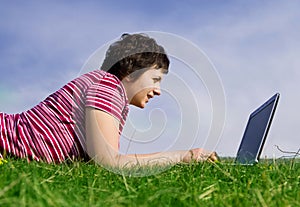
[[0, 33, 218, 168]]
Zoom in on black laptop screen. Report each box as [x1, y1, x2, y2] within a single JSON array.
[[236, 94, 279, 164]]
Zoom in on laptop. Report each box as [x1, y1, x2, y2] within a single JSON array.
[[234, 93, 280, 165]]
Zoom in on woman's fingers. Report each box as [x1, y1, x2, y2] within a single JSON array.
[[191, 148, 219, 162], [207, 151, 219, 162]]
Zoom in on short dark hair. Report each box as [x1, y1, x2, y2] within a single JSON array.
[[101, 33, 170, 80]]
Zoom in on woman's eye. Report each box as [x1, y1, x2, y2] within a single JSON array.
[[153, 78, 161, 83]]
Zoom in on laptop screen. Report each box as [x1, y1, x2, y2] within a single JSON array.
[[236, 93, 280, 164]]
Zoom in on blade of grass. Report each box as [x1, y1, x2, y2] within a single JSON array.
[[198, 184, 217, 200]]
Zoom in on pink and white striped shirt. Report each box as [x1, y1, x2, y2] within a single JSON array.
[[0, 70, 129, 163]]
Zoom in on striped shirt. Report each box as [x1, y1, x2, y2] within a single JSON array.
[[0, 70, 129, 163]]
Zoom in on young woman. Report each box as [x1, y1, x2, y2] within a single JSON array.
[[0, 33, 218, 168]]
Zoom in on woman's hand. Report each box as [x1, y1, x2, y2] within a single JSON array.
[[183, 148, 219, 163]]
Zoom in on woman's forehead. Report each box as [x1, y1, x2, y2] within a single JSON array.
[[145, 68, 165, 76]]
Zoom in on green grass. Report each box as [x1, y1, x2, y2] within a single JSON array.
[[0, 158, 299, 207]]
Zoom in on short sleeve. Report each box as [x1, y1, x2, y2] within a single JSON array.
[[85, 75, 126, 121]]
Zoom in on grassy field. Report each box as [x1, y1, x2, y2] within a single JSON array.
[[0, 158, 299, 207]]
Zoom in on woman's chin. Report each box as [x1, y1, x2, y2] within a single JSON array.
[[139, 102, 146, 108]]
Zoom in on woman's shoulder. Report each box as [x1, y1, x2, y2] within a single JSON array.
[[79, 70, 127, 99], [81, 70, 121, 85]]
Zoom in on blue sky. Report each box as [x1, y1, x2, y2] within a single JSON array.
[[1, 0, 299, 158]]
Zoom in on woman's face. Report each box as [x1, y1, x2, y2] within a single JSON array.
[[123, 68, 164, 108]]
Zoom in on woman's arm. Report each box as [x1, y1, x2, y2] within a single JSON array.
[[85, 107, 217, 168]]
